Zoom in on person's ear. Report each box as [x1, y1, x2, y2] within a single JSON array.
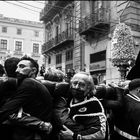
[[137, 88, 140, 93], [31, 67, 37, 75]]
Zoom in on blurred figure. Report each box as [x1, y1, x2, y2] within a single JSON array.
[[0, 57, 20, 105], [0, 58, 20, 140], [0, 64, 5, 77], [126, 50, 140, 80], [4, 57, 20, 78], [44, 68, 65, 82], [41, 68, 67, 140], [112, 78, 140, 140], [92, 75, 98, 86], [40, 64, 45, 77]]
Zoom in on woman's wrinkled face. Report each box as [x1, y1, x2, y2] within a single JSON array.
[[71, 74, 90, 100]]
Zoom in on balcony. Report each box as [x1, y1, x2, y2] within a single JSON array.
[[79, 8, 110, 36], [31, 53, 40, 57], [13, 51, 23, 56], [0, 48, 7, 54], [40, 1, 73, 22], [42, 29, 74, 55], [42, 38, 54, 54]]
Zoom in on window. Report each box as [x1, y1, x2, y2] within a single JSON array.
[[17, 28, 22, 35], [34, 31, 39, 37], [15, 41, 22, 51], [65, 15, 73, 36], [56, 24, 61, 35], [33, 43, 39, 54], [56, 66, 62, 70], [66, 64, 73, 73], [48, 29, 52, 41], [56, 54, 62, 64], [56, 24, 61, 43], [90, 50, 106, 63], [0, 39, 7, 50], [48, 56, 51, 64], [66, 50, 73, 61], [2, 27, 7, 33]]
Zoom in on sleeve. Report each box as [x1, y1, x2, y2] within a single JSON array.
[[0, 81, 33, 123], [7, 110, 52, 133], [129, 105, 140, 137], [102, 87, 124, 110], [54, 82, 70, 98], [73, 99, 107, 140], [74, 114, 106, 140]]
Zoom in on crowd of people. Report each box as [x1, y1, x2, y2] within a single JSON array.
[[0, 51, 140, 140]]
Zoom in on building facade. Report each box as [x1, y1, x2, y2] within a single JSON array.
[[0, 14, 44, 68], [40, 1, 140, 84]]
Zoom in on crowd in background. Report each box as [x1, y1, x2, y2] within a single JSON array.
[[0, 50, 140, 140]]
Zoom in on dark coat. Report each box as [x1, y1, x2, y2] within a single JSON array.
[[127, 50, 140, 80], [0, 78, 53, 140]]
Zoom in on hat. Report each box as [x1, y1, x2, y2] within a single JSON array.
[[128, 78, 140, 91], [126, 51, 140, 80]]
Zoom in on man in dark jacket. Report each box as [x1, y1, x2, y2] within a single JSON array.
[[126, 50, 140, 80], [0, 56, 53, 140], [112, 79, 140, 140]]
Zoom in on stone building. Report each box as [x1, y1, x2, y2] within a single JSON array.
[[0, 14, 44, 68], [40, 1, 140, 84]]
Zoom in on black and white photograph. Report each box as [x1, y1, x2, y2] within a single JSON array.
[[0, 1, 140, 140]]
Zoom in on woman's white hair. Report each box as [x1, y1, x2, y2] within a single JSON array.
[[71, 71, 95, 91]]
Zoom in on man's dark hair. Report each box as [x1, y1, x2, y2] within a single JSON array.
[[129, 78, 140, 91], [4, 57, 20, 78], [20, 55, 39, 76], [0, 64, 5, 76]]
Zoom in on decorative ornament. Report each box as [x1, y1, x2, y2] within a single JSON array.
[[111, 23, 135, 80]]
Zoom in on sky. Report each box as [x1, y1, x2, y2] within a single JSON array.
[[0, 1, 45, 22]]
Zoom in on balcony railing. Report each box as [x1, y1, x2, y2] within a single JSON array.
[[0, 48, 7, 54], [13, 51, 23, 56], [42, 38, 54, 53], [79, 8, 110, 35], [40, 1, 73, 21], [31, 53, 40, 57], [42, 29, 74, 54]]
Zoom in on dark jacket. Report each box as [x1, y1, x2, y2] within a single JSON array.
[[52, 82, 106, 140], [113, 93, 140, 139], [0, 78, 53, 140]]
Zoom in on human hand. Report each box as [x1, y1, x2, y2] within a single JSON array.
[[40, 122, 52, 134], [108, 82, 119, 88], [118, 80, 131, 89], [0, 76, 8, 83], [59, 125, 74, 140]]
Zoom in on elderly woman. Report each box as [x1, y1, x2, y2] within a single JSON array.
[[54, 71, 107, 140]]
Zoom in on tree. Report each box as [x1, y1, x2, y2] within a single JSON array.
[[111, 23, 135, 80]]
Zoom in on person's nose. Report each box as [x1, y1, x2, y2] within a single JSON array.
[[16, 67, 20, 73], [75, 83, 80, 89]]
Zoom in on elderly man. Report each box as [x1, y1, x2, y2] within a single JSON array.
[[0, 56, 53, 140], [54, 71, 106, 140]]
